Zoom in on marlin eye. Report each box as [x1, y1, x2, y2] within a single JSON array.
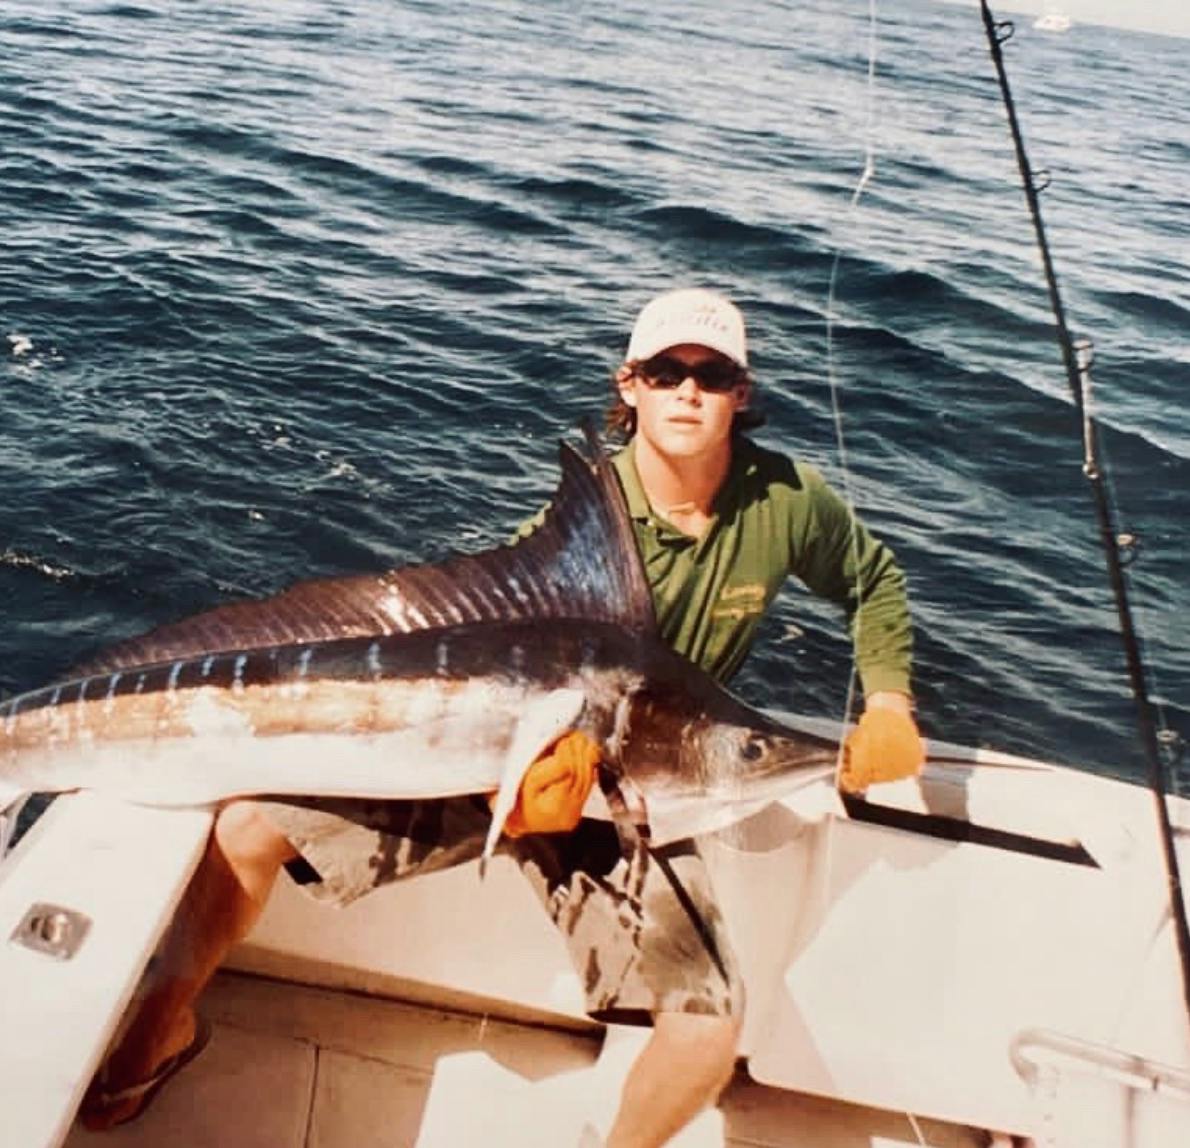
[[741, 736, 766, 762]]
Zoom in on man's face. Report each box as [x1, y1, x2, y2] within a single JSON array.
[[619, 343, 750, 460]]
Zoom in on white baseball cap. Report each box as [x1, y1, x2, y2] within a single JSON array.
[[625, 288, 748, 368]]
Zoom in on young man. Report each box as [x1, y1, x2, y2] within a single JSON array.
[[603, 288, 915, 710], [81, 287, 921, 1146]]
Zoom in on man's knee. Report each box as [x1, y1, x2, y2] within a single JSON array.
[[652, 1012, 742, 1085], [214, 801, 298, 873]]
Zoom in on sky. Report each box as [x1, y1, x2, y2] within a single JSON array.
[[939, 0, 1190, 39]]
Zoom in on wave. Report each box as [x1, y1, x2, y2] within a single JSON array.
[[1087, 287, 1190, 330], [0, 550, 75, 582], [91, 5, 160, 19]]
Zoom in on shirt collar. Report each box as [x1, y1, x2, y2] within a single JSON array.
[[611, 439, 653, 523]]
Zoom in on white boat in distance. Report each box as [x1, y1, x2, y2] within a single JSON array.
[[1034, 8, 1073, 32]]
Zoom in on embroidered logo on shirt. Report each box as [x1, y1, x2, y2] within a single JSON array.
[[711, 583, 766, 621]]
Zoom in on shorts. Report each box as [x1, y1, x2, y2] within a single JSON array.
[[257, 796, 743, 1025]]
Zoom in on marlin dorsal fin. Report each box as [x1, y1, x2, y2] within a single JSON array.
[[76, 426, 655, 675]]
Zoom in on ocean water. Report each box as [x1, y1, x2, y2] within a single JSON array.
[[1, 0, 1186, 789]]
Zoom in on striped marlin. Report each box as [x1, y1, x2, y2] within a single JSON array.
[[0, 430, 839, 854]]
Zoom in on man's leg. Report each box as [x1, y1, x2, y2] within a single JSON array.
[[513, 825, 744, 1148], [81, 801, 295, 1129], [605, 1012, 741, 1148]]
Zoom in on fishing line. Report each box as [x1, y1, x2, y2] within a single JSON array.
[[811, 0, 882, 992], [905, 1110, 928, 1147], [823, 0, 879, 772], [979, 0, 1190, 1020], [818, 0, 880, 883], [1074, 351, 1181, 794]]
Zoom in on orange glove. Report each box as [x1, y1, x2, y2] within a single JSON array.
[[501, 730, 600, 837], [839, 707, 924, 794]]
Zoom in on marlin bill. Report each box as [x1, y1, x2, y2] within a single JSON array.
[[0, 430, 840, 848]]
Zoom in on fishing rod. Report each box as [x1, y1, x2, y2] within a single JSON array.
[[978, 0, 1190, 1020]]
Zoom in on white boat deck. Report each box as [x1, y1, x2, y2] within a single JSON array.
[[62, 969, 984, 1148], [9, 741, 1190, 1147]]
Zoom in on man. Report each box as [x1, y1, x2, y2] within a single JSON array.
[[81, 287, 921, 1146]]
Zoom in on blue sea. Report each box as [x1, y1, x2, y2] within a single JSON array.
[[1, 0, 1186, 791]]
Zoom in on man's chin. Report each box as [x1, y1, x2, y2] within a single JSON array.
[[655, 427, 713, 455]]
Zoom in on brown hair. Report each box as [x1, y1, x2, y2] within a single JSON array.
[[604, 360, 765, 442]]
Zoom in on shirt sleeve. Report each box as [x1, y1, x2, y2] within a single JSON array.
[[793, 465, 914, 698]]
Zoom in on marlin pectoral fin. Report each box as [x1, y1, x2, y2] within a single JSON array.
[[480, 687, 587, 874]]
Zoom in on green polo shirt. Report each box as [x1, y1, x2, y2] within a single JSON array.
[[518, 436, 913, 696], [609, 438, 912, 695]]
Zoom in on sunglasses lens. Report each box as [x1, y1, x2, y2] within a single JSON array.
[[695, 363, 740, 391], [643, 360, 683, 388], [641, 357, 741, 391]]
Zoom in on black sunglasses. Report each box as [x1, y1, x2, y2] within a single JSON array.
[[638, 355, 744, 393]]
